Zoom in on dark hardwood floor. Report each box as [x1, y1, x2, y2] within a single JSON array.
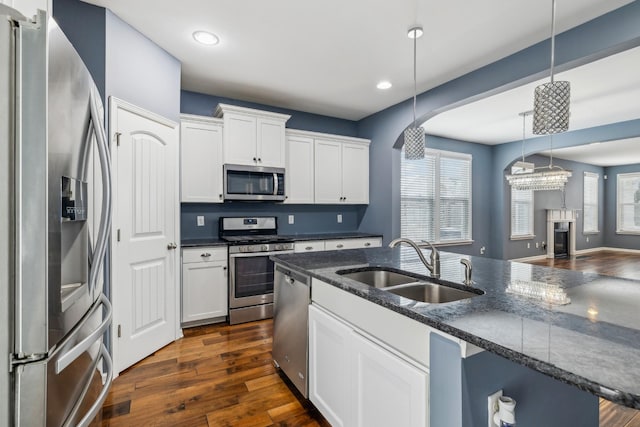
[[525, 250, 640, 427], [101, 250, 640, 426], [101, 320, 328, 426]]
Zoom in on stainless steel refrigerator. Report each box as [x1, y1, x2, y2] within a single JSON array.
[[0, 6, 113, 426]]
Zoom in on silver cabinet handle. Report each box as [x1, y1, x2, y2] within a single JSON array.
[[223, 266, 227, 270], [364, 242, 371, 247], [258, 158, 262, 162], [219, 194, 223, 199], [336, 244, 344, 249], [305, 246, 313, 251], [201, 252, 211, 257], [167, 242, 177, 250], [253, 157, 257, 162]]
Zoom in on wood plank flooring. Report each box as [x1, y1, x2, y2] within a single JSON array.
[[525, 250, 640, 427], [102, 250, 640, 426], [101, 321, 328, 426]]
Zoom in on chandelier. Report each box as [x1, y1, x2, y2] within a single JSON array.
[[506, 111, 572, 191]]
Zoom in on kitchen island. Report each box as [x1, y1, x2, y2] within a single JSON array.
[[272, 246, 640, 424]]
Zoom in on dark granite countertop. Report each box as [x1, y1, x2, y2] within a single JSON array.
[[271, 247, 640, 409], [181, 232, 381, 247]]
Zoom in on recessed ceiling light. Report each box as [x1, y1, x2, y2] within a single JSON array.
[[376, 81, 392, 90], [407, 25, 423, 39], [193, 30, 220, 46]]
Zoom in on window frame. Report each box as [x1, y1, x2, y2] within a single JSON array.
[[400, 147, 473, 245], [510, 186, 534, 240], [583, 171, 599, 234], [616, 172, 640, 235]]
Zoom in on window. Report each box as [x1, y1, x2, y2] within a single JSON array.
[[583, 172, 599, 233], [400, 148, 472, 244], [617, 172, 640, 234], [510, 187, 534, 239]]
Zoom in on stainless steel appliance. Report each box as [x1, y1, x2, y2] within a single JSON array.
[[273, 266, 310, 397], [223, 164, 286, 201], [220, 217, 293, 324], [0, 8, 113, 426]]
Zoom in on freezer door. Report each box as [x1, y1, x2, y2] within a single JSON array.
[[14, 295, 113, 427]]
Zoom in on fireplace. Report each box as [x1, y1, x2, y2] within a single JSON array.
[[546, 210, 576, 259]]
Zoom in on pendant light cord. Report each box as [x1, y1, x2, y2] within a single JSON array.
[[521, 113, 526, 163], [412, 29, 417, 127], [550, 0, 556, 84]]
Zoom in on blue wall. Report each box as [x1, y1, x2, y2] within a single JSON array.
[[181, 203, 366, 240], [430, 333, 599, 426], [53, 0, 105, 102], [181, 90, 358, 136], [604, 163, 640, 250], [357, 2, 640, 259]]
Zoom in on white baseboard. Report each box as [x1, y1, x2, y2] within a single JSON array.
[[588, 246, 640, 254], [511, 254, 547, 262]]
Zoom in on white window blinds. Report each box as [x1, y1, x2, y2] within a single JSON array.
[[510, 187, 534, 238], [583, 172, 599, 233], [401, 148, 472, 244], [617, 172, 640, 234]]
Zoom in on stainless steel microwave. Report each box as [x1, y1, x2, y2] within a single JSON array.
[[223, 164, 286, 201]]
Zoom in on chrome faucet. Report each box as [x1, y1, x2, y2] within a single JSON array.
[[460, 259, 473, 286], [388, 238, 440, 278]]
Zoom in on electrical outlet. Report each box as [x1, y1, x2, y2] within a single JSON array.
[[586, 236, 589, 242], [337, 214, 342, 223], [480, 246, 486, 255], [288, 215, 294, 225], [535, 242, 539, 248], [196, 216, 205, 227], [488, 389, 503, 427], [527, 242, 530, 249]]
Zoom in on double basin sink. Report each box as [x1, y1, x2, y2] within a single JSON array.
[[336, 267, 484, 304]]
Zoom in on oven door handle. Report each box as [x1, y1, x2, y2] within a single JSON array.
[[229, 250, 294, 258], [273, 173, 278, 196]]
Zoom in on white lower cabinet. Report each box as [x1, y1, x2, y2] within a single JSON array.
[[324, 237, 382, 250], [309, 304, 428, 427], [181, 247, 228, 324]]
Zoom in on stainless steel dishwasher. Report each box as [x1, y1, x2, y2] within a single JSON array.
[[273, 265, 310, 397]]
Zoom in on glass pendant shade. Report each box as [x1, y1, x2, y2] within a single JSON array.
[[506, 168, 572, 191], [404, 126, 425, 160], [533, 80, 570, 134]]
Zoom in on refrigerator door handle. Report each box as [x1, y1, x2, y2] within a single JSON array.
[[87, 86, 112, 297], [55, 293, 112, 374], [63, 344, 113, 427]]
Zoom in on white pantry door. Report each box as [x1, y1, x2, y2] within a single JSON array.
[[110, 98, 180, 374]]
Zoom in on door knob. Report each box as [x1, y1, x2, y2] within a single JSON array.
[[167, 242, 177, 250]]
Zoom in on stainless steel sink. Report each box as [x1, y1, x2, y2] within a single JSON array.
[[336, 268, 420, 288], [336, 267, 483, 303], [385, 282, 480, 303]]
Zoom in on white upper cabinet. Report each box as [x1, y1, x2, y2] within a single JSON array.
[[215, 104, 290, 168], [285, 131, 315, 204], [315, 137, 370, 204], [180, 114, 224, 203]]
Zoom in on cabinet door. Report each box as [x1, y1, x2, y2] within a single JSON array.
[[257, 117, 286, 167], [309, 305, 352, 427], [223, 112, 257, 165], [293, 240, 325, 253], [351, 331, 428, 427], [341, 142, 369, 204], [314, 139, 342, 204], [285, 136, 315, 204], [182, 260, 228, 323], [180, 121, 223, 203]]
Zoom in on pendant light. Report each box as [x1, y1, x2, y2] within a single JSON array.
[[404, 25, 425, 160], [533, 0, 570, 135]]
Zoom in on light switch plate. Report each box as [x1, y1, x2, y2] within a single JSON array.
[[196, 216, 205, 227], [337, 214, 342, 223], [288, 215, 294, 224]]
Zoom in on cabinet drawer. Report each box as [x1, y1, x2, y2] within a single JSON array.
[[182, 247, 227, 264], [294, 241, 326, 253], [324, 237, 382, 250]]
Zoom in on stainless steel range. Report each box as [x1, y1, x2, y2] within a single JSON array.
[[220, 217, 294, 324]]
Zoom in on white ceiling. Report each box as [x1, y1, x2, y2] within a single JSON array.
[[80, 0, 632, 121], [539, 137, 640, 167]]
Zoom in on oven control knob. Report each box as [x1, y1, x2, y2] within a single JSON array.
[[275, 244, 282, 251], [239, 247, 247, 253], [262, 245, 268, 251]]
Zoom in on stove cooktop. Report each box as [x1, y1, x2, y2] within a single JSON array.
[[221, 235, 293, 244]]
